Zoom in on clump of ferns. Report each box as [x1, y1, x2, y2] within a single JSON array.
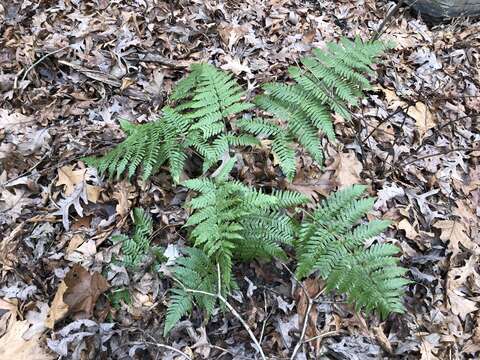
[[86, 38, 391, 183], [85, 63, 259, 183]]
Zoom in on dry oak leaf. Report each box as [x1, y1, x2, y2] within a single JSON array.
[[334, 151, 363, 189], [112, 180, 136, 217], [407, 102, 435, 140], [0, 299, 53, 360], [56, 165, 102, 203], [397, 219, 419, 240], [63, 264, 110, 320], [433, 220, 480, 257], [45, 281, 69, 329]]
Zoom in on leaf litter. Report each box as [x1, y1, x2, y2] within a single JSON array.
[[0, 0, 479, 358]]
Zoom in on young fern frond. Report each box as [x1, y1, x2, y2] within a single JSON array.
[[164, 178, 309, 334], [86, 64, 259, 182], [163, 247, 233, 336], [294, 185, 407, 317], [249, 37, 390, 180], [112, 208, 153, 268]]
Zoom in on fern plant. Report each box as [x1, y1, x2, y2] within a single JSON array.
[[163, 171, 309, 335], [294, 185, 408, 317], [239, 37, 390, 180], [163, 247, 230, 336], [85, 64, 259, 183], [112, 207, 153, 268]]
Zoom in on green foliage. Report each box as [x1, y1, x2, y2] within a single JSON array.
[[163, 247, 229, 336], [108, 288, 132, 309], [183, 176, 309, 293], [294, 185, 408, 317], [112, 208, 153, 268], [244, 37, 389, 180], [85, 64, 258, 183], [164, 177, 309, 335]]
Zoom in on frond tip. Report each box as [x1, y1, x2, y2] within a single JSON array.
[[295, 185, 407, 317], [254, 37, 389, 180]]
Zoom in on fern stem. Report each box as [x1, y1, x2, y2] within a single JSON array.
[[183, 264, 267, 360]]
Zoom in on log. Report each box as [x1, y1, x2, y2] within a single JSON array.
[[406, 0, 480, 20]]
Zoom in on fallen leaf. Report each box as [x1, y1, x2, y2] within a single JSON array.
[[407, 102, 435, 140], [56, 165, 102, 202], [446, 290, 477, 320], [0, 109, 33, 131], [397, 219, 419, 240], [0, 299, 53, 360], [112, 180, 135, 217], [45, 281, 69, 329], [334, 151, 363, 189], [433, 220, 480, 257], [295, 278, 321, 338], [63, 264, 110, 319]]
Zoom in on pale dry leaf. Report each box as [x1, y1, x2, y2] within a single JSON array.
[[447, 290, 477, 320], [220, 55, 252, 76], [45, 281, 69, 329], [433, 220, 480, 257], [0, 317, 53, 360], [334, 151, 363, 189], [23, 302, 49, 340], [56, 165, 102, 202], [407, 102, 435, 140], [0, 109, 33, 131], [397, 219, 419, 240], [112, 180, 135, 217]]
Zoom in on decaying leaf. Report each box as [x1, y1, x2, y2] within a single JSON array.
[[434, 220, 480, 257], [46, 265, 109, 328], [63, 264, 110, 319], [0, 299, 53, 360], [407, 102, 435, 140], [334, 151, 363, 189]]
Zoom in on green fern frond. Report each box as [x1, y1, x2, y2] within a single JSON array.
[[254, 37, 388, 180], [295, 185, 407, 317], [164, 247, 233, 336], [84, 108, 190, 181], [183, 178, 308, 297], [113, 208, 153, 268]]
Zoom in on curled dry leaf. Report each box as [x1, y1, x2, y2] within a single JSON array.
[[45, 265, 109, 328], [63, 264, 110, 319], [0, 298, 53, 360], [334, 151, 363, 189]]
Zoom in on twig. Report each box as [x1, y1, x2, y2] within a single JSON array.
[[281, 263, 326, 360], [15, 46, 70, 88], [372, 0, 405, 41], [304, 330, 343, 343], [143, 341, 192, 360], [183, 264, 267, 360]]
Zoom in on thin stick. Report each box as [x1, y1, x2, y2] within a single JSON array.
[[183, 264, 267, 360], [16, 46, 70, 87], [144, 341, 192, 360], [282, 263, 326, 360], [372, 0, 405, 41]]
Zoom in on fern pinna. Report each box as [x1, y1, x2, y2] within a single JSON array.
[[163, 174, 309, 335], [240, 37, 389, 180], [85, 64, 258, 183], [112, 208, 153, 268], [295, 185, 408, 317]]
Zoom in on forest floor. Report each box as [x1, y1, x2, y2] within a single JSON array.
[[0, 0, 479, 359]]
